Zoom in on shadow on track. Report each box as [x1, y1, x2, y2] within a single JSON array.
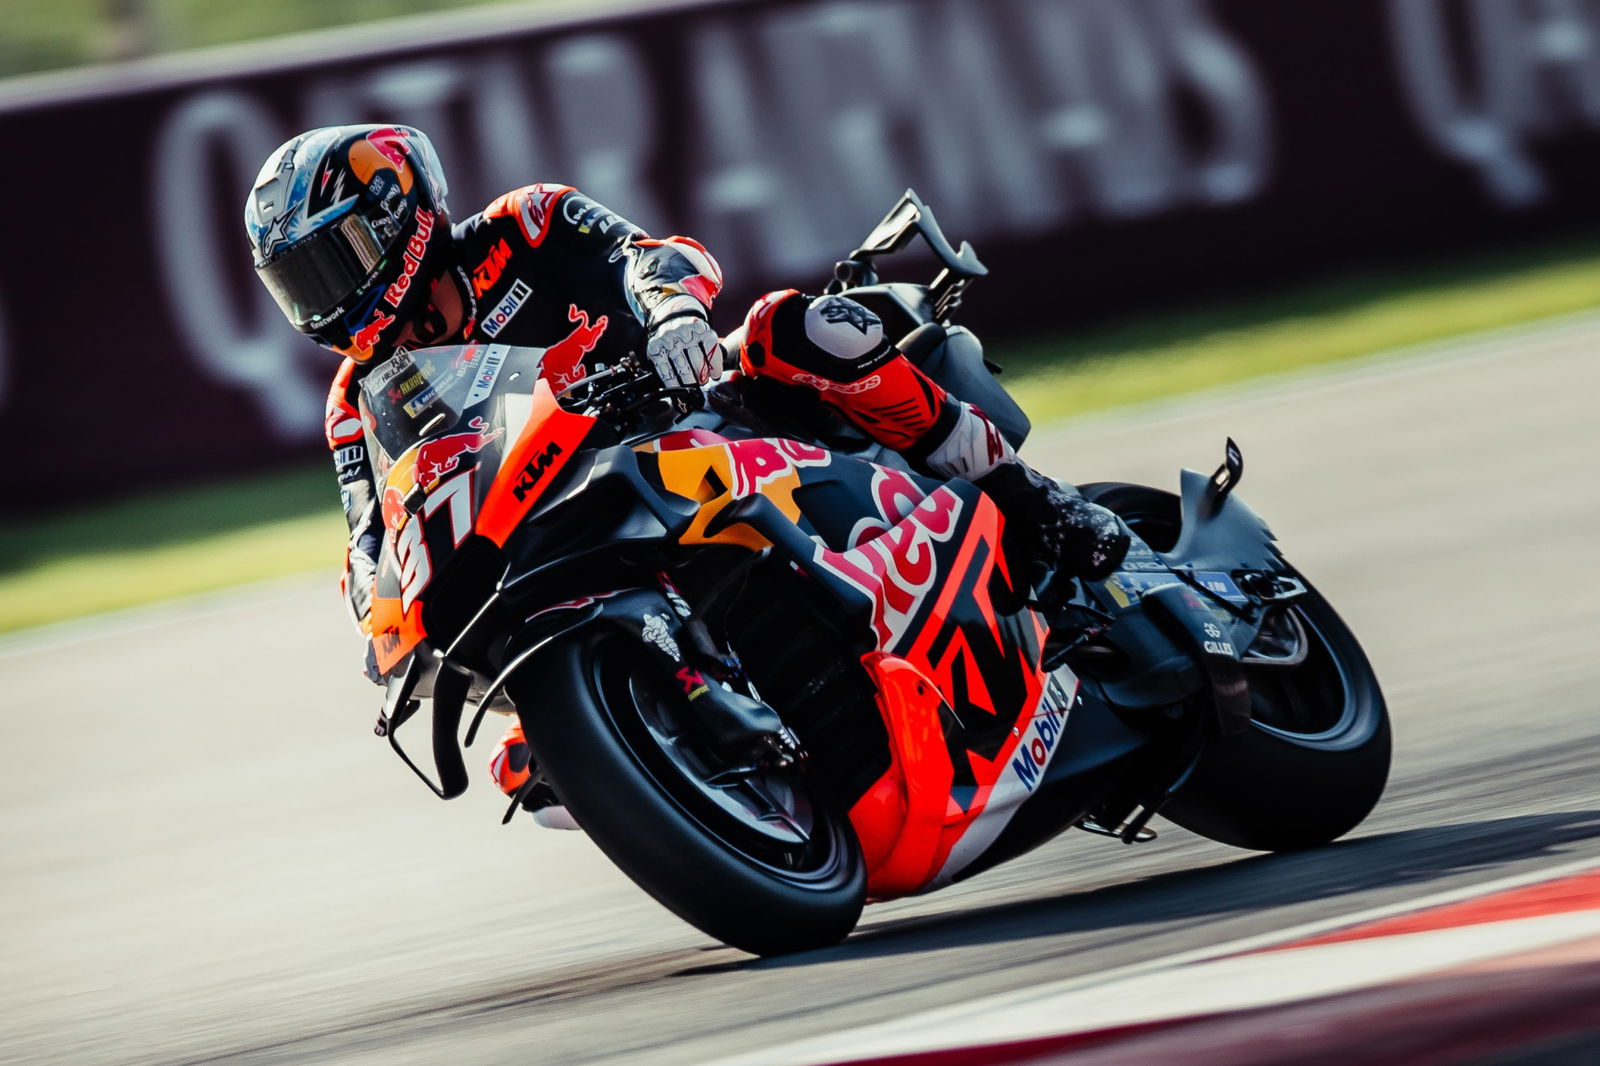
[[697, 808, 1600, 973]]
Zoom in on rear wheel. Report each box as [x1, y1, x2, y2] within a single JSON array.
[[1080, 482, 1391, 851], [507, 632, 865, 955]]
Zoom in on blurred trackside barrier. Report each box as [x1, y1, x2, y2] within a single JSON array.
[[2, 0, 1600, 511]]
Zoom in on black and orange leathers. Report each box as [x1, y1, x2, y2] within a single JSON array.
[[326, 184, 721, 646]]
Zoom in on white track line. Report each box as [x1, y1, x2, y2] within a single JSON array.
[[717, 854, 1600, 1066]]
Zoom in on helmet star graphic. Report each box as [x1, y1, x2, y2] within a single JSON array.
[[260, 210, 297, 255]]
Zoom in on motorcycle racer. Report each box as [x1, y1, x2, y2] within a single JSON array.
[[245, 123, 1126, 818]]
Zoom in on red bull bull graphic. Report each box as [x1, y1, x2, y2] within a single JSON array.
[[414, 416, 504, 491], [381, 482, 409, 532], [352, 310, 394, 351], [542, 304, 610, 390]]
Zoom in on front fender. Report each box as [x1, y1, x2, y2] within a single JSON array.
[[491, 589, 675, 710]]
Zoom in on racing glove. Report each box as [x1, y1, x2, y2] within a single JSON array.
[[646, 311, 721, 388]]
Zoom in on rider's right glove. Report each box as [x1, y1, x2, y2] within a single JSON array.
[[645, 312, 721, 389]]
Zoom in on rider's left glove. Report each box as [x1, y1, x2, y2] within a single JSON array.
[[646, 313, 721, 389]]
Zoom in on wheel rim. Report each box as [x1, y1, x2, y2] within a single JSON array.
[[1244, 603, 1367, 748], [591, 647, 854, 885]]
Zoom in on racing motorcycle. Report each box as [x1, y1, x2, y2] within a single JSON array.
[[364, 191, 1390, 956]]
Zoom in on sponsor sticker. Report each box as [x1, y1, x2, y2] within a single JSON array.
[[1010, 699, 1071, 792], [367, 351, 411, 389], [511, 440, 564, 502], [1105, 570, 1182, 607], [481, 279, 532, 338], [381, 207, 436, 309], [471, 238, 513, 297], [561, 195, 622, 235], [463, 344, 510, 407], [401, 381, 440, 417], [1193, 570, 1250, 606], [641, 613, 680, 660]]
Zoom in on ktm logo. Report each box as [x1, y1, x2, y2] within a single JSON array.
[[472, 239, 512, 297], [510, 440, 564, 502]]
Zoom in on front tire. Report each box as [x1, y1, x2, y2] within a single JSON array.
[[507, 632, 866, 956], [1081, 482, 1391, 851]]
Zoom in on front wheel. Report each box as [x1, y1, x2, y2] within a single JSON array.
[[1081, 482, 1391, 851], [507, 632, 865, 956]]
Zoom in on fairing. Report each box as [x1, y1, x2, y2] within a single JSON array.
[[650, 435, 1074, 896], [360, 343, 595, 674]]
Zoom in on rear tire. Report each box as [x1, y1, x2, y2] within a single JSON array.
[[1080, 482, 1391, 851], [508, 632, 865, 955]]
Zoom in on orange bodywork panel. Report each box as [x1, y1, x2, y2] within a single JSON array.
[[850, 652, 960, 899], [650, 437, 820, 550], [475, 378, 594, 547], [369, 592, 426, 676], [846, 494, 1052, 899], [369, 447, 428, 675]]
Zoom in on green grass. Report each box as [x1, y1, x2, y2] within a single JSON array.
[[995, 238, 1600, 424], [0, 467, 345, 634], [5, 236, 1600, 634]]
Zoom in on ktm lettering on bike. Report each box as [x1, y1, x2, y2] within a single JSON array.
[[511, 440, 564, 502]]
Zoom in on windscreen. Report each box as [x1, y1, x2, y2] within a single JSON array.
[[358, 343, 541, 469]]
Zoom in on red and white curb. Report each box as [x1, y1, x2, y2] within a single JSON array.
[[719, 856, 1600, 1066]]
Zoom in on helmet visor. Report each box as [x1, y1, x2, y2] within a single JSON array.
[[256, 210, 389, 329]]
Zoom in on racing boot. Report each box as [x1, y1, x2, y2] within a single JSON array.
[[974, 460, 1130, 588], [489, 721, 580, 830]]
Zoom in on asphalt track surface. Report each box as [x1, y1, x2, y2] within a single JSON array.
[[4, 319, 1598, 1065]]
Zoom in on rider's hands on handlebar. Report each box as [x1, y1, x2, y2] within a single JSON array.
[[646, 313, 721, 389]]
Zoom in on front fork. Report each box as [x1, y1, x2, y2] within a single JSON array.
[[614, 572, 802, 769]]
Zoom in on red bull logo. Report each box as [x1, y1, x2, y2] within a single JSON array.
[[542, 304, 610, 390], [414, 415, 503, 491], [381, 484, 409, 531], [365, 126, 411, 169], [382, 207, 436, 309], [352, 310, 393, 351]]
